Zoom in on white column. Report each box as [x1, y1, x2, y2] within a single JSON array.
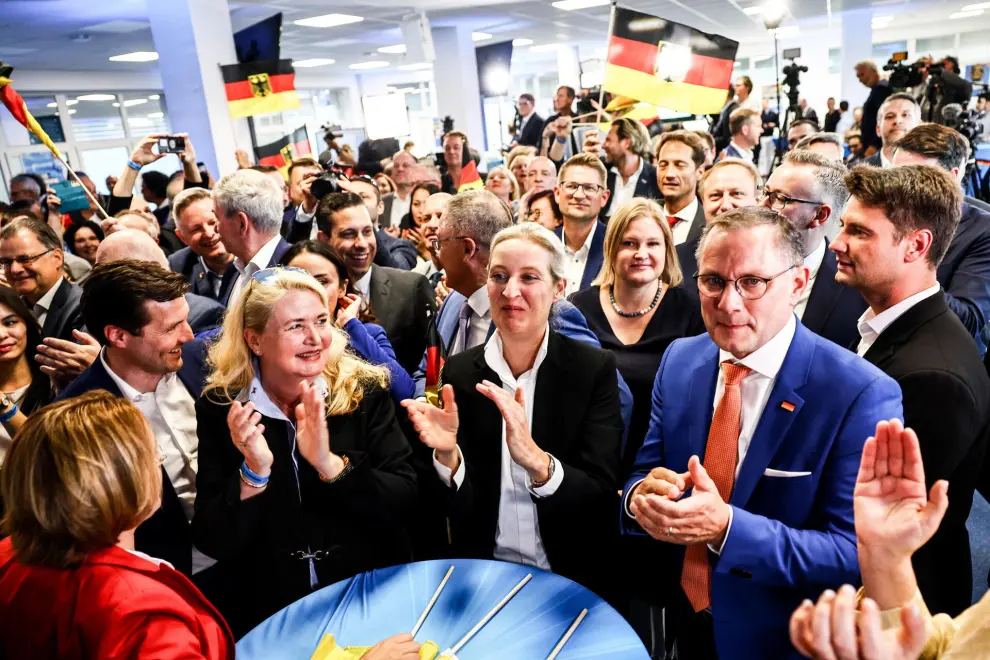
[[147, 0, 251, 178], [840, 9, 874, 110], [431, 26, 484, 147], [557, 45, 582, 90]]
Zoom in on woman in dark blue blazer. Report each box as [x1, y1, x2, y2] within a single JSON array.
[[284, 241, 415, 402]]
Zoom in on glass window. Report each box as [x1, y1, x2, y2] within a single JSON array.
[[961, 31, 987, 47], [0, 95, 64, 147], [69, 94, 126, 141], [735, 58, 750, 72], [917, 35, 955, 55], [828, 48, 841, 74], [754, 56, 774, 70], [79, 146, 131, 195], [872, 41, 908, 61], [120, 92, 169, 136]]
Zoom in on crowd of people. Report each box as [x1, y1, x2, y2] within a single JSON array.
[[0, 61, 989, 660]]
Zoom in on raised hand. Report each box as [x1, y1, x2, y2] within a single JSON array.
[[583, 130, 603, 155], [854, 419, 949, 560], [35, 330, 101, 390], [335, 293, 363, 327], [401, 385, 460, 468], [552, 115, 573, 139], [476, 380, 550, 483], [129, 134, 168, 167], [227, 401, 273, 476], [295, 380, 344, 479]]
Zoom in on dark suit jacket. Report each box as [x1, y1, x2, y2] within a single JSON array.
[[40, 278, 84, 342], [515, 112, 544, 148], [168, 247, 235, 302], [673, 199, 708, 293], [438, 331, 623, 599], [368, 265, 435, 375], [56, 339, 210, 576], [937, 201, 990, 354], [553, 221, 607, 291], [381, 193, 399, 229], [219, 237, 292, 307], [802, 248, 868, 348], [284, 212, 415, 270], [862, 292, 990, 617], [601, 158, 661, 218], [185, 293, 224, 334], [863, 151, 882, 167], [192, 385, 416, 635], [158, 222, 184, 257]]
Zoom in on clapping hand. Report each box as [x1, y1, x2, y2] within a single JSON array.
[[402, 385, 460, 470], [227, 401, 273, 477], [476, 380, 550, 483], [35, 330, 101, 390], [335, 293, 363, 327], [296, 380, 345, 479]]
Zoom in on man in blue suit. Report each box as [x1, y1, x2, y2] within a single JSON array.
[[169, 187, 236, 303], [622, 207, 902, 659], [552, 153, 610, 296], [213, 169, 292, 307], [716, 108, 761, 164]]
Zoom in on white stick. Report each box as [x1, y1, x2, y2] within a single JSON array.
[[411, 565, 454, 638], [55, 154, 110, 221], [449, 573, 532, 655], [545, 608, 588, 660]]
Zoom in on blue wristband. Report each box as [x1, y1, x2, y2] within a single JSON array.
[[555, 135, 567, 144], [126, 159, 142, 171], [240, 461, 269, 485], [0, 404, 18, 424]]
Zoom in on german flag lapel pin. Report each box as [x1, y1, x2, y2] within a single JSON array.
[[780, 401, 796, 412]]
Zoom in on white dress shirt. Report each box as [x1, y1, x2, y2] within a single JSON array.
[[228, 234, 284, 305], [295, 204, 319, 240], [608, 157, 645, 217], [667, 197, 699, 246], [624, 314, 798, 554], [728, 140, 754, 162], [389, 193, 411, 229], [560, 223, 598, 296], [856, 284, 940, 357], [794, 238, 828, 320], [433, 326, 564, 570], [453, 285, 493, 355], [31, 276, 65, 327], [880, 148, 892, 168], [738, 95, 760, 112], [836, 112, 853, 137]]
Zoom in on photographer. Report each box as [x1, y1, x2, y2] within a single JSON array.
[[855, 61, 893, 156], [914, 56, 974, 124]]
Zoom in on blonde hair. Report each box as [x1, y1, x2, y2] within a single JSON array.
[[1, 391, 160, 568], [486, 165, 521, 201], [699, 157, 763, 195], [204, 268, 388, 415], [558, 152, 608, 186], [489, 223, 566, 284], [507, 146, 537, 169], [593, 198, 683, 288]]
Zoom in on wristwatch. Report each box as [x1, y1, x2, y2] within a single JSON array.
[[0, 394, 13, 413]]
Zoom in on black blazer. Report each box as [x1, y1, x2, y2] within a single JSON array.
[[673, 199, 708, 293], [40, 278, 84, 342], [553, 221, 608, 291], [601, 158, 661, 218], [863, 151, 882, 167], [937, 201, 990, 354], [56, 339, 210, 575], [863, 292, 990, 617], [802, 248, 868, 349], [168, 247, 235, 302], [437, 332, 623, 599], [368, 265, 435, 374], [516, 112, 544, 148], [219, 237, 292, 307], [192, 385, 417, 635], [185, 292, 224, 334]]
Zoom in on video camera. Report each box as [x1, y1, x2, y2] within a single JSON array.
[[884, 51, 931, 91], [943, 104, 985, 145], [781, 48, 806, 113]]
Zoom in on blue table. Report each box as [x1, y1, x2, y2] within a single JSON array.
[[237, 559, 648, 659]]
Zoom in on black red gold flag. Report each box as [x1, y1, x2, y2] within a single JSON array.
[[423, 310, 448, 408], [457, 141, 483, 193], [603, 7, 739, 115], [254, 126, 312, 178], [221, 59, 300, 119]]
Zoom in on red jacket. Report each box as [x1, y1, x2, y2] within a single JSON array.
[[0, 537, 234, 659]]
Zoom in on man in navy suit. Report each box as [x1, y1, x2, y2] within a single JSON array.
[[509, 93, 544, 149], [58, 260, 210, 578], [657, 131, 708, 250], [890, 123, 990, 354], [213, 169, 292, 307], [623, 207, 902, 658], [582, 117, 661, 219], [717, 108, 761, 164], [761, 150, 867, 348], [169, 187, 235, 303], [552, 153, 610, 296]]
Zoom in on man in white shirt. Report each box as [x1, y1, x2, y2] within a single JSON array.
[[383, 151, 417, 229], [832, 163, 990, 618], [656, 131, 707, 248], [57, 259, 208, 577], [623, 205, 902, 658], [864, 93, 921, 168], [734, 76, 760, 112], [213, 169, 291, 306], [552, 153, 610, 296], [582, 117, 661, 218], [759, 149, 866, 348]]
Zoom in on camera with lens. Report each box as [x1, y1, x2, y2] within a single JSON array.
[[884, 51, 937, 91], [944, 105, 985, 145], [782, 62, 808, 89]]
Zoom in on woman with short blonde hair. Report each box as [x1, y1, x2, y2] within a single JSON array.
[[485, 165, 520, 204], [0, 391, 234, 658], [195, 267, 417, 636], [571, 198, 705, 473]]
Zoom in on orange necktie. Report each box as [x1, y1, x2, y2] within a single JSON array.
[[681, 361, 751, 613]]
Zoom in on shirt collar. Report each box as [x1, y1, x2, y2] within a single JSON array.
[[34, 276, 64, 313], [666, 196, 699, 223], [243, 360, 329, 422], [610, 156, 645, 184], [100, 347, 170, 400], [858, 283, 941, 338], [483, 324, 551, 387], [561, 222, 598, 256], [804, 238, 827, 281], [718, 313, 797, 380], [728, 140, 753, 161], [466, 284, 491, 318], [234, 234, 282, 277], [880, 148, 892, 168], [353, 266, 373, 298]]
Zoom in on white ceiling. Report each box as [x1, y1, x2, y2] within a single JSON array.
[[0, 0, 988, 77]]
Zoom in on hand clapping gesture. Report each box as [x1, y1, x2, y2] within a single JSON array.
[[335, 293, 363, 327], [402, 385, 460, 471], [295, 380, 345, 479], [475, 380, 550, 484], [227, 401, 273, 478]]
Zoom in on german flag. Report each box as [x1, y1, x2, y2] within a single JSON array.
[[0, 63, 62, 158], [255, 126, 312, 178], [221, 59, 300, 119], [457, 142, 483, 193], [603, 7, 738, 115]]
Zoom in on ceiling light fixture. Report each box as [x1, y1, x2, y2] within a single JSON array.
[[398, 62, 433, 71], [65, 100, 78, 106], [349, 61, 390, 70], [961, 1, 990, 9], [108, 51, 158, 62], [68, 109, 77, 115], [949, 8, 984, 17], [761, 0, 787, 27], [552, 0, 610, 10], [148, 112, 164, 118], [46, 102, 57, 108], [293, 58, 336, 67], [512, 38, 534, 46], [112, 102, 121, 107], [77, 94, 117, 102], [122, 98, 147, 107], [378, 44, 407, 54], [472, 32, 493, 41], [743, 6, 763, 14], [294, 14, 364, 28], [148, 94, 159, 100]]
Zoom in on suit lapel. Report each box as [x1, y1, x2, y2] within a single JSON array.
[[862, 291, 947, 366], [684, 200, 706, 245], [800, 248, 843, 333], [583, 222, 606, 290], [603, 171, 617, 217], [730, 323, 813, 509], [369, 266, 392, 331], [685, 344, 721, 464], [41, 279, 70, 338], [532, 333, 564, 455]]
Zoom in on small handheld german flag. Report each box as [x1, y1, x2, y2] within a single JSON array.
[[456, 140, 483, 194], [255, 126, 312, 179], [423, 309, 448, 409], [221, 59, 300, 119], [0, 63, 62, 158], [603, 7, 739, 115]]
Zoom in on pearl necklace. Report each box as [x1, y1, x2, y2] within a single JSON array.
[[609, 282, 662, 318]]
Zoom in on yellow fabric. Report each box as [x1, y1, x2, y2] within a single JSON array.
[[0, 76, 63, 158], [875, 590, 990, 660], [457, 179, 484, 193], [602, 63, 727, 115], [311, 634, 440, 660], [227, 90, 301, 119]]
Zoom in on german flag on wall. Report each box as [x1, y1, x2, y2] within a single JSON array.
[[255, 126, 312, 178], [603, 7, 738, 115], [221, 59, 300, 119]]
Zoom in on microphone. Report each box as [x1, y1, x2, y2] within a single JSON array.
[[941, 103, 964, 123]]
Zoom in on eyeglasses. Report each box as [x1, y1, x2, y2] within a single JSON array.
[[0, 248, 54, 268], [761, 189, 822, 211], [559, 181, 604, 196], [694, 265, 797, 300], [429, 235, 475, 253], [252, 266, 308, 285]]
